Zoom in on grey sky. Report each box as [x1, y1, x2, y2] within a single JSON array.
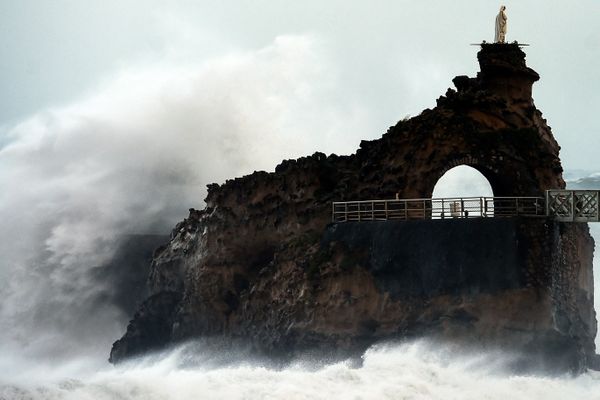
[[1, 0, 598, 170]]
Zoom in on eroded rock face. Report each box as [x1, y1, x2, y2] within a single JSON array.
[[110, 44, 596, 373]]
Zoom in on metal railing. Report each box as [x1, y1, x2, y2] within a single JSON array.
[[546, 190, 600, 222], [332, 196, 546, 223]]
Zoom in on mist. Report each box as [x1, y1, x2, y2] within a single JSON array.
[[0, 34, 372, 363]]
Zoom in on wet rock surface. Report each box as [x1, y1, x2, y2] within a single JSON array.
[[110, 44, 596, 373]]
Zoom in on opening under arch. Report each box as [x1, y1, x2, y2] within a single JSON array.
[[432, 165, 494, 218]]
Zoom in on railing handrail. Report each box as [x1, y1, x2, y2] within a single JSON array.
[[332, 196, 544, 205]]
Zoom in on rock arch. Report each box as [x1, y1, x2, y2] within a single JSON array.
[[353, 43, 564, 203], [432, 164, 494, 199], [424, 156, 521, 199]]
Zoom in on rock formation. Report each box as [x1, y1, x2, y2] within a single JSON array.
[[110, 43, 596, 373]]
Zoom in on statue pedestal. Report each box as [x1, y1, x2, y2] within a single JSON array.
[[477, 42, 539, 104]]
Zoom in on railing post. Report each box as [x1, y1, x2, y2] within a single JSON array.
[[345, 202, 348, 222], [596, 192, 599, 222], [385, 200, 388, 220], [483, 197, 487, 217], [371, 201, 375, 220], [571, 191, 575, 222], [404, 200, 408, 220]]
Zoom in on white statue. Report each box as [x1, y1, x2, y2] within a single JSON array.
[[495, 6, 507, 43]]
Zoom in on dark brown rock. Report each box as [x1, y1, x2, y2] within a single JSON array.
[[110, 44, 596, 373]]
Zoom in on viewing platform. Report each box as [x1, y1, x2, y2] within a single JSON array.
[[332, 190, 600, 223]]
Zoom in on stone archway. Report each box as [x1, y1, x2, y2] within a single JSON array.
[[429, 157, 498, 198], [431, 164, 494, 218], [422, 154, 525, 200], [376, 133, 555, 202], [432, 165, 494, 199]]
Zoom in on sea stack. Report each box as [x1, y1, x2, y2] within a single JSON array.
[[110, 43, 596, 374]]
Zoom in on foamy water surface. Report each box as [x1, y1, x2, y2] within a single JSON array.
[[2, 341, 600, 400]]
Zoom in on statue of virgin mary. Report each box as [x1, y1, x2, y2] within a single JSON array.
[[495, 6, 507, 43]]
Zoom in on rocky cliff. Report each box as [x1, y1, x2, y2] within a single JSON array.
[[110, 43, 596, 373]]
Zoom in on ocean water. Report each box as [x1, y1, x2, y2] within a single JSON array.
[[2, 341, 600, 400]]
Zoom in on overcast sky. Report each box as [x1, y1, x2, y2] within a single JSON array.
[[1, 0, 598, 170]]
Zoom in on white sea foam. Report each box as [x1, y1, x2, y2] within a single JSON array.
[[1, 341, 600, 400]]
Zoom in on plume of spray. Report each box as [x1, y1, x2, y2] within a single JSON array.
[[0, 34, 370, 366]]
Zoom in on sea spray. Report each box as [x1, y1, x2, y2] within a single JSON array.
[[2, 340, 600, 400]]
